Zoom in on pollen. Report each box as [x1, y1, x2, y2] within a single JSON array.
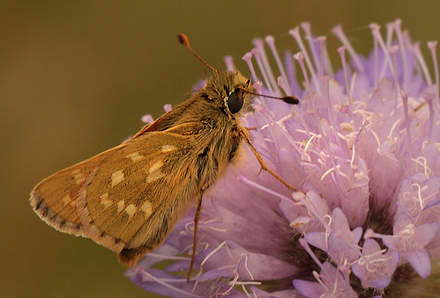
[[340, 122, 355, 132], [111, 170, 125, 187]]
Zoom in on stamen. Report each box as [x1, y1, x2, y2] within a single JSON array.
[[423, 92, 435, 142], [373, 29, 379, 87], [322, 76, 336, 131], [265, 35, 291, 92], [300, 238, 324, 269], [242, 52, 258, 82], [400, 91, 412, 163], [141, 114, 154, 124], [277, 76, 290, 97], [393, 19, 409, 91], [251, 48, 274, 94], [294, 52, 312, 96], [317, 36, 327, 77], [370, 24, 393, 81], [301, 22, 320, 76], [135, 267, 205, 297], [199, 241, 229, 267], [236, 175, 293, 203], [332, 25, 364, 73], [413, 156, 434, 177], [290, 27, 320, 93], [389, 45, 401, 101], [385, 21, 395, 48], [163, 104, 172, 112], [413, 42, 433, 85], [403, 32, 424, 81], [428, 41, 439, 101], [284, 50, 302, 95], [337, 46, 353, 109], [253, 38, 280, 94], [223, 55, 236, 71]]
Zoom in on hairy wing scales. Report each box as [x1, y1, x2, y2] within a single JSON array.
[[30, 119, 210, 262], [30, 146, 122, 236], [80, 128, 201, 250]]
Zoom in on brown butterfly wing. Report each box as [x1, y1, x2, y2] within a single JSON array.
[[30, 145, 123, 238], [30, 119, 207, 265], [76, 128, 202, 259], [30, 111, 177, 240]]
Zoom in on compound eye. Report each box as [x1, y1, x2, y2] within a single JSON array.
[[227, 90, 243, 114]]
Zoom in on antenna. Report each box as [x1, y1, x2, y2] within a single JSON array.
[[178, 33, 300, 105], [178, 33, 216, 71], [237, 87, 299, 105]]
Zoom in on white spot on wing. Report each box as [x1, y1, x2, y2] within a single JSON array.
[[125, 204, 137, 219], [72, 169, 86, 185], [62, 194, 71, 206], [117, 200, 125, 213], [100, 192, 112, 209], [111, 170, 124, 187], [161, 145, 176, 152], [149, 160, 163, 173], [140, 201, 153, 217], [125, 151, 144, 162], [146, 160, 165, 183], [147, 171, 165, 183]]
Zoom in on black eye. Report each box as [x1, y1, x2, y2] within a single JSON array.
[[227, 91, 243, 114]]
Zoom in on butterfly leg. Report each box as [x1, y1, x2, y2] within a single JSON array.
[[187, 191, 203, 282], [241, 131, 298, 192]]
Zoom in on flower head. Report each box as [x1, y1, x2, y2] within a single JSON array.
[[128, 20, 440, 297]]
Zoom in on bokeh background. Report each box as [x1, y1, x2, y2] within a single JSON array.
[[1, 1, 440, 297]]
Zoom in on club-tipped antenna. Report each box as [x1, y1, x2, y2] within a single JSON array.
[[177, 34, 299, 105], [237, 87, 299, 105], [178, 33, 216, 72]]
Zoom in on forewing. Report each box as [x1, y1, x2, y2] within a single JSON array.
[[30, 113, 206, 260], [75, 123, 203, 254]]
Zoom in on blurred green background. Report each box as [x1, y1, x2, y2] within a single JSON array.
[[1, 1, 439, 297]]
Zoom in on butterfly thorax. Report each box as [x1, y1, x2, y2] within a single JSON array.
[[166, 70, 254, 188]]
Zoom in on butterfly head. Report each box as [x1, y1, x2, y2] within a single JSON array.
[[178, 33, 298, 120], [203, 69, 254, 118]]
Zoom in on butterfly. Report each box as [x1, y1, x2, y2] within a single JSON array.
[[30, 34, 298, 278]]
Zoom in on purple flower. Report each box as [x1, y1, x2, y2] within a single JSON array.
[[128, 20, 440, 297]]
